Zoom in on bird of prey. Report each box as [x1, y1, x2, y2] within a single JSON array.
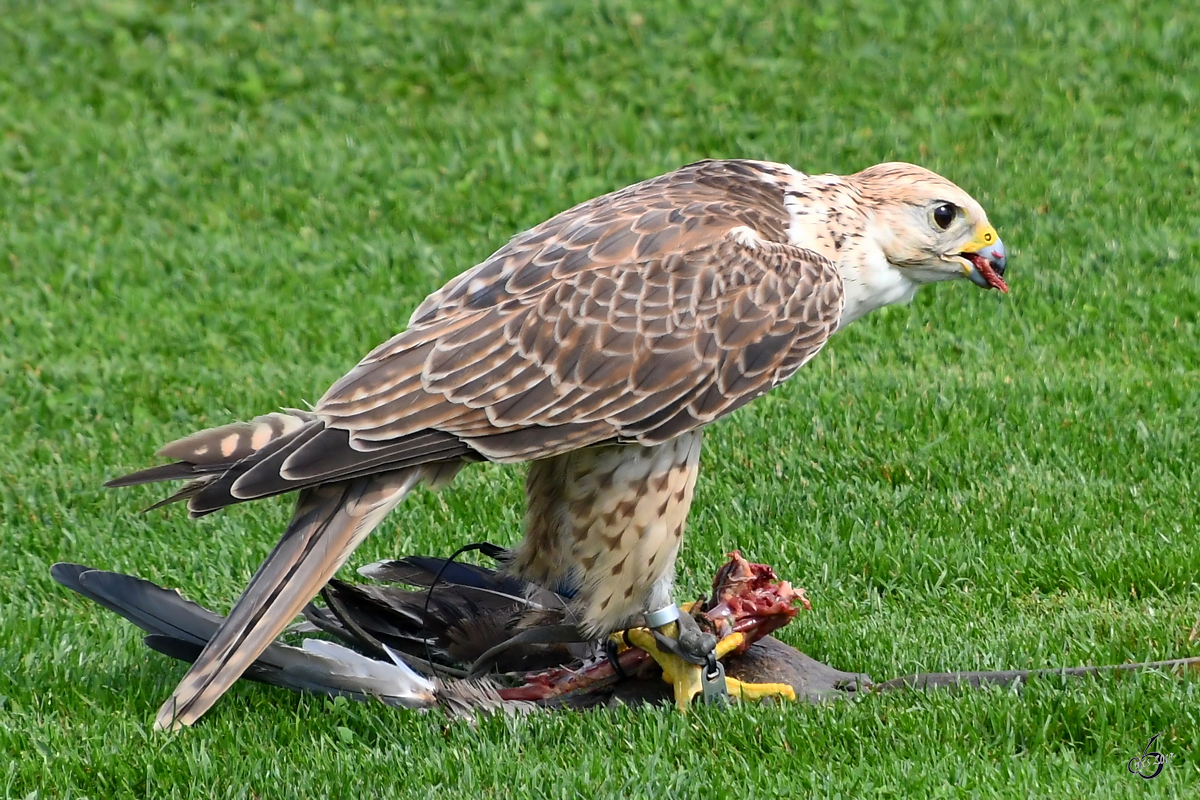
[[106, 158, 1008, 729]]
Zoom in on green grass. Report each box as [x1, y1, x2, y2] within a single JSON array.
[[2, 0, 1198, 796]]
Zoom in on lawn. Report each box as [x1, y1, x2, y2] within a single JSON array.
[[2, 0, 1198, 796]]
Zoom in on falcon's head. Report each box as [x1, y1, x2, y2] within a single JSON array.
[[852, 162, 1008, 293]]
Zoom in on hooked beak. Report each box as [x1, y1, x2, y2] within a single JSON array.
[[958, 225, 1008, 293]]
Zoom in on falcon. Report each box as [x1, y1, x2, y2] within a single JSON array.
[[107, 159, 1008, 729]]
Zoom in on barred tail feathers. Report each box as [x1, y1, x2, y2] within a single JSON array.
[[104, 410, 322, 516]]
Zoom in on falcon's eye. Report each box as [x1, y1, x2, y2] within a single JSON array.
[[932, 203, 957, 230]]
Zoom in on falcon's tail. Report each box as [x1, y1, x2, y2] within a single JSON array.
[[103, 410, 323, 514], [49, 563, 437, 707], [152, 468, 427, 729], [104, 409, 471, 517]]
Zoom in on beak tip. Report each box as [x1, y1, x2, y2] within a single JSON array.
[[987, 238, 1007, 277]]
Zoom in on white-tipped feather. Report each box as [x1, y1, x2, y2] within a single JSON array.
[[301, 639, 437, 708]]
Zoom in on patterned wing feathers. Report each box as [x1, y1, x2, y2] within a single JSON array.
[[114, 160, 844, 512], [318, 232, 840, 463]]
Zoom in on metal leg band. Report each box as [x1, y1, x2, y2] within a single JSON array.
[[643, 603, 681, 629]]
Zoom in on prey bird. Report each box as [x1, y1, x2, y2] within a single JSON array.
[[106, 159, 1008, 729]]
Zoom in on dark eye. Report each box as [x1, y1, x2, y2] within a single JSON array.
[[933, 203, 957, 230]]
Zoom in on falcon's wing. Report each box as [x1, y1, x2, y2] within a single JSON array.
[[308, 160, 844, 469], [112, 160, 845, 511]]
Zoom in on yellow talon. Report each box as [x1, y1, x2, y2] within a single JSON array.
[[621, 625, 795, 709], [726, 678, 796, 702], [624, 623, 702, 710], [714, 631, 745, 659], [714, 632, 795, 702]]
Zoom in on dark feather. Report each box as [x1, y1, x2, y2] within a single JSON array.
[[52, 562, 439, 707], [104, 462, 214, 489]]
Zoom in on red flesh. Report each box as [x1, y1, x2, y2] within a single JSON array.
[[966, 252, 1009, 293]]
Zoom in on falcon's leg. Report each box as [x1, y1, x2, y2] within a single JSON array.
[[642, 602, 722, 708], [634, 557, 724, 706], [510, 432, 725, 708]]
